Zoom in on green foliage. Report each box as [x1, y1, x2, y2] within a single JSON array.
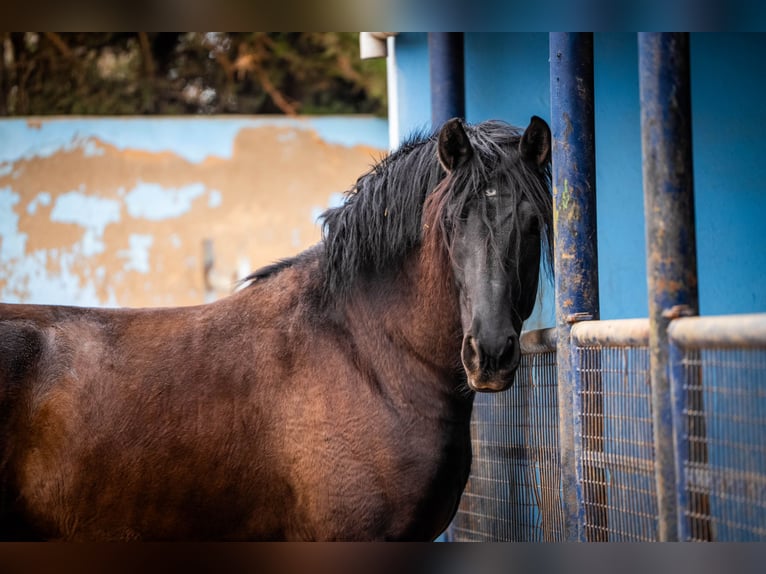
[[0, 33, 387, 116]]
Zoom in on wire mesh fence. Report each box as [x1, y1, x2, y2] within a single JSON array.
[[447, 329, 565, 541], [572, 319, 659, 541], [670, 315, 766, 541], [446, 314, 766, 542]]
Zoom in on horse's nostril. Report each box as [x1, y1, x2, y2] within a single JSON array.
[[461, 334, 480, 371], [463, 333, 520, 374], [498, 335, 519, 366], [471, 336, 481, 357], [499, 337, 512, 361]]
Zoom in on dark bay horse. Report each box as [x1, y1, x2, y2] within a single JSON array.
[[0, 117, 552, 540]]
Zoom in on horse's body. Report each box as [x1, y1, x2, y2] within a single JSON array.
[[0, 117, 552, 540]]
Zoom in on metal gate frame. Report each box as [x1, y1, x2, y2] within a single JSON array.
[[552, 31, 697, 542], [446, 33, 766, 542]]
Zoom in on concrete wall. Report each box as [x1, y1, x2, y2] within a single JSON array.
[[392, 32, 766, 327], [0, 117, 388, 307]]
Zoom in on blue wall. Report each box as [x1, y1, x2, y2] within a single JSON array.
[[393, 32, 766, 326], [393, 33, 432, 137]]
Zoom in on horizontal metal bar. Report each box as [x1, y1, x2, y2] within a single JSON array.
[[571, 314, 766, 349], [684, 465, 766, 497], [580, 449, 656, 475], [482, 443, 562, 463], [520, 327, 558, 354], [571, 319, 650, 347], [668, 313, 766, 349]]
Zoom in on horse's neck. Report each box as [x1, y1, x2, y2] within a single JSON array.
[[343, 234, 471, 420], [406, 235, 464, 369]]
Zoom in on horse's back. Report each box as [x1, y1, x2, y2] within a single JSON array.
[[0, 310, 45, 458], [0, 306, 52, 539], [0, 303, 189, 539], [0, 304, 66, 438], [0, 309, 45, 391], [0, 298, 303, 540], [0, 302, 125, 413]]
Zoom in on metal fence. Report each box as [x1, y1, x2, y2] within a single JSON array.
[[447, 313, 766, 542], [670, 314, 766, 541], [447, 328, 565, 541], [441, 32, 761, 543], [571, 319, 658, 541]]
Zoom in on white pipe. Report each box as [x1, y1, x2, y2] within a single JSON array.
[[386, 35, 399, 150], [359, 33, 400, 150]]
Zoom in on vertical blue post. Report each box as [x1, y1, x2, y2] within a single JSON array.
[[549, 33, 600, 542], [429, 33, 465, 129], [638, 32, 699, 542]]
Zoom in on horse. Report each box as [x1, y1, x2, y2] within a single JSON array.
[[0, 116, 553, 541]]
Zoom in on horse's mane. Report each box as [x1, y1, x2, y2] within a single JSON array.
[[319, 128, 445, 298], [243, 120, 553, 301]]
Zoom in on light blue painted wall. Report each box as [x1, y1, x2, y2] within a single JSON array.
[[393, 33, 432, 138], [592, 33, 646, 321], [393, 32, 766, 325], [465, 33, 550, 128], [690, 34, 766, 316], [0, 116, 389, 165]]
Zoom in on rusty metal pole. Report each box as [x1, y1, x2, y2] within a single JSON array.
[[549, 32, 600, 542], [638, 32, 699, 542]]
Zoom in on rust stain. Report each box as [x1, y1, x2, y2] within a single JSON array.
[[1, 125, 385, 307]]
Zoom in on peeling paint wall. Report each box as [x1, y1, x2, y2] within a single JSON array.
[[0, 117, 388, 307]]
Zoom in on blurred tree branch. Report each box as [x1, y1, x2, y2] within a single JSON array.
[[42, 33, 73, 59], [137, 32, 155, 78], [0, 32, 387, 116]]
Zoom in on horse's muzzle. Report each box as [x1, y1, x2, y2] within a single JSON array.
[[461, 333, 520, 392]]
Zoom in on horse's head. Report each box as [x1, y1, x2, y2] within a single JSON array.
[[437, 116, 552, 393]]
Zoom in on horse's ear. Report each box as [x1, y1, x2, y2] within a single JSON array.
[[437, 118, 473, 173], [519, 115, 551, 168]]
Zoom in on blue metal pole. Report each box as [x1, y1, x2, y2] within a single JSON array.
[[638, 32, 699, 542], [549, 32, 600, 542], [428, 33, 465, 129]]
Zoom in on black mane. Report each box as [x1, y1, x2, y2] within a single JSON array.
[[244, 120, 553, 299], [319, 128, 444, 297]]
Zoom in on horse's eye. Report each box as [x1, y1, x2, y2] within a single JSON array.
[[485, 187, 497, 197]]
